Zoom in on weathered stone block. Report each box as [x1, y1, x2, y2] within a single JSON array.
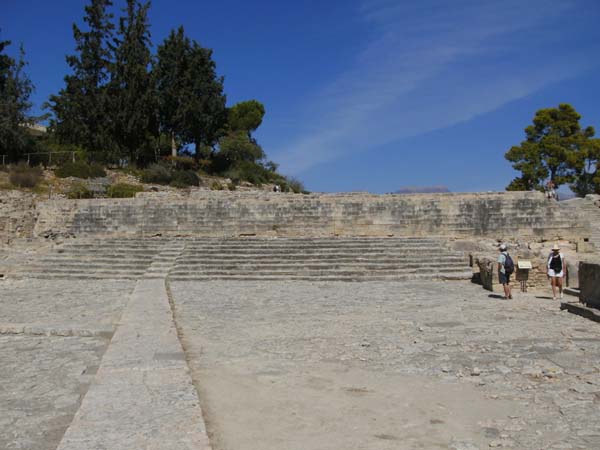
[[579, 262, 600, 309]]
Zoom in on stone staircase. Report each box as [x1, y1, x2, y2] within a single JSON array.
[[21, 238, 172, 280], [20, 237, 471, 282], [170, 237, 472, 282]]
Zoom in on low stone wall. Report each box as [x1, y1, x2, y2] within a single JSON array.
[[579, 262, 600, 309], [33, 191, 584, 239], [0, 192, 37, 244]]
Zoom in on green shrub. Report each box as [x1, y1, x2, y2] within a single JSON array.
[[170, 170, 200, 188], [140, 163, 172, 184], [286, 177, 307, 194], [227, 182, 236, 191], [223, 161, 273, 186], [106, 183, 144, 198], [197, 159, 213, 174], [55, 161, 106, 179], [210, 181, 223, 190], [9, 163, 43, 188], [67, 182, 94, 199], [165, 156, 198, 171]]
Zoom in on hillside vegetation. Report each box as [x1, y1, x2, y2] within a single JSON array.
[[0, 0, 303, 194]]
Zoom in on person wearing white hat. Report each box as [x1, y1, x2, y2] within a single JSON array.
[[547, 244, 566, 300]]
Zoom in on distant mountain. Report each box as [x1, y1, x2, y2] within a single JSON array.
[[394, 186, 450, 194]]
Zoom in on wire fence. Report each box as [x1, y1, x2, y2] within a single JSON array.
[[0, 151, 78, 167]]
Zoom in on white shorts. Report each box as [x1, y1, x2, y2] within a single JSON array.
[[548, 269, 564, 278]]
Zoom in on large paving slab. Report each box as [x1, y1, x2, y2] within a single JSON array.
[[170, 280, 600, 450], [0, 279, 134, 329], [0, 334, 107, 450], [55, 278, 211, 450], [0, 278, 135, 450]]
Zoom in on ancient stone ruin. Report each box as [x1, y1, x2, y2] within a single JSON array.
[[2, 190, 600, 450]]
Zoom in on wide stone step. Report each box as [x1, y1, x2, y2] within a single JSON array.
[[20, 273, 143, 280], [24, 267, 146, 277], [177, 248, 457, 257], [34, 256, 154, 264], [183, 241, 449, 249], [26, 264, 150, 272], [168, 271, 473, 282], [178, 253, 465, 261], [53, 249, 161, 256], [173, 260, 468, 271], [62, 242, 168, 248], [34, 250, 462, 264], [168, 266, 468, 276]]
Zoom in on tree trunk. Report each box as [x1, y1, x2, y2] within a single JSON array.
[[194, 139, 201, 161], [171, 132, 177, 157]]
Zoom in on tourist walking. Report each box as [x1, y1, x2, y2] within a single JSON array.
[[547, 244, 566, 300], [497, 244, 514, 299]]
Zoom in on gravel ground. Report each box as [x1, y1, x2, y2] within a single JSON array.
[[170, 280, 600, 450]]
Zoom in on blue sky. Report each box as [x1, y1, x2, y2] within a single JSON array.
[[3, 0, 600, 193]]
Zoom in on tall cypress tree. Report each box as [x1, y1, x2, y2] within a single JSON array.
[[184, 41, 227, 157], [110, 0, 157, 165], [154, 27, 188, 156], [47, 0, 115, 161], [0, 38, 34, 161], [154, 27, 226, 158]]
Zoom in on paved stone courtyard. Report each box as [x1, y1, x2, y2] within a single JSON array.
[[2, 278, 600, 449], [0, 280, 135, 450], [171, 281, 600, 450]]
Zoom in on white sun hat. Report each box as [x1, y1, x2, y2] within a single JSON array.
[[552, 244, 560, 250]]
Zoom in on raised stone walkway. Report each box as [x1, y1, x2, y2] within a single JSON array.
[[55, 276, 210, 449]]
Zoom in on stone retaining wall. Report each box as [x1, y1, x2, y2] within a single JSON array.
[[0, 192, 37, 244], [32, 191, 583, 239]]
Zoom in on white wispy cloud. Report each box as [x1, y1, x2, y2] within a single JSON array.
[[273, 0, 590, 174]]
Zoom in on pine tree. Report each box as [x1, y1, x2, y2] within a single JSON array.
[[47, 0, 116, 161], [0, 38, 34, 161], [218, 100, 266, 165], [110, 0, 157, 165], [505, 104, 600, 195]]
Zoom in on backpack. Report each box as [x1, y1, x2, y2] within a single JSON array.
[[504, 253, 515, 275]]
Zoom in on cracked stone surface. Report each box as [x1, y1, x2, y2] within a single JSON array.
[[0, 335, 107, 450], [171, 280, 600, 450], [0, 279, 134, 450], [0, 279, 134, 327]]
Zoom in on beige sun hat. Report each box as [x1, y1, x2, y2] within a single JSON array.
[[552, 244, 560, 250]]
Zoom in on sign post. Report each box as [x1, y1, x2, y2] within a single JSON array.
[[517, 260, 532, 292]]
